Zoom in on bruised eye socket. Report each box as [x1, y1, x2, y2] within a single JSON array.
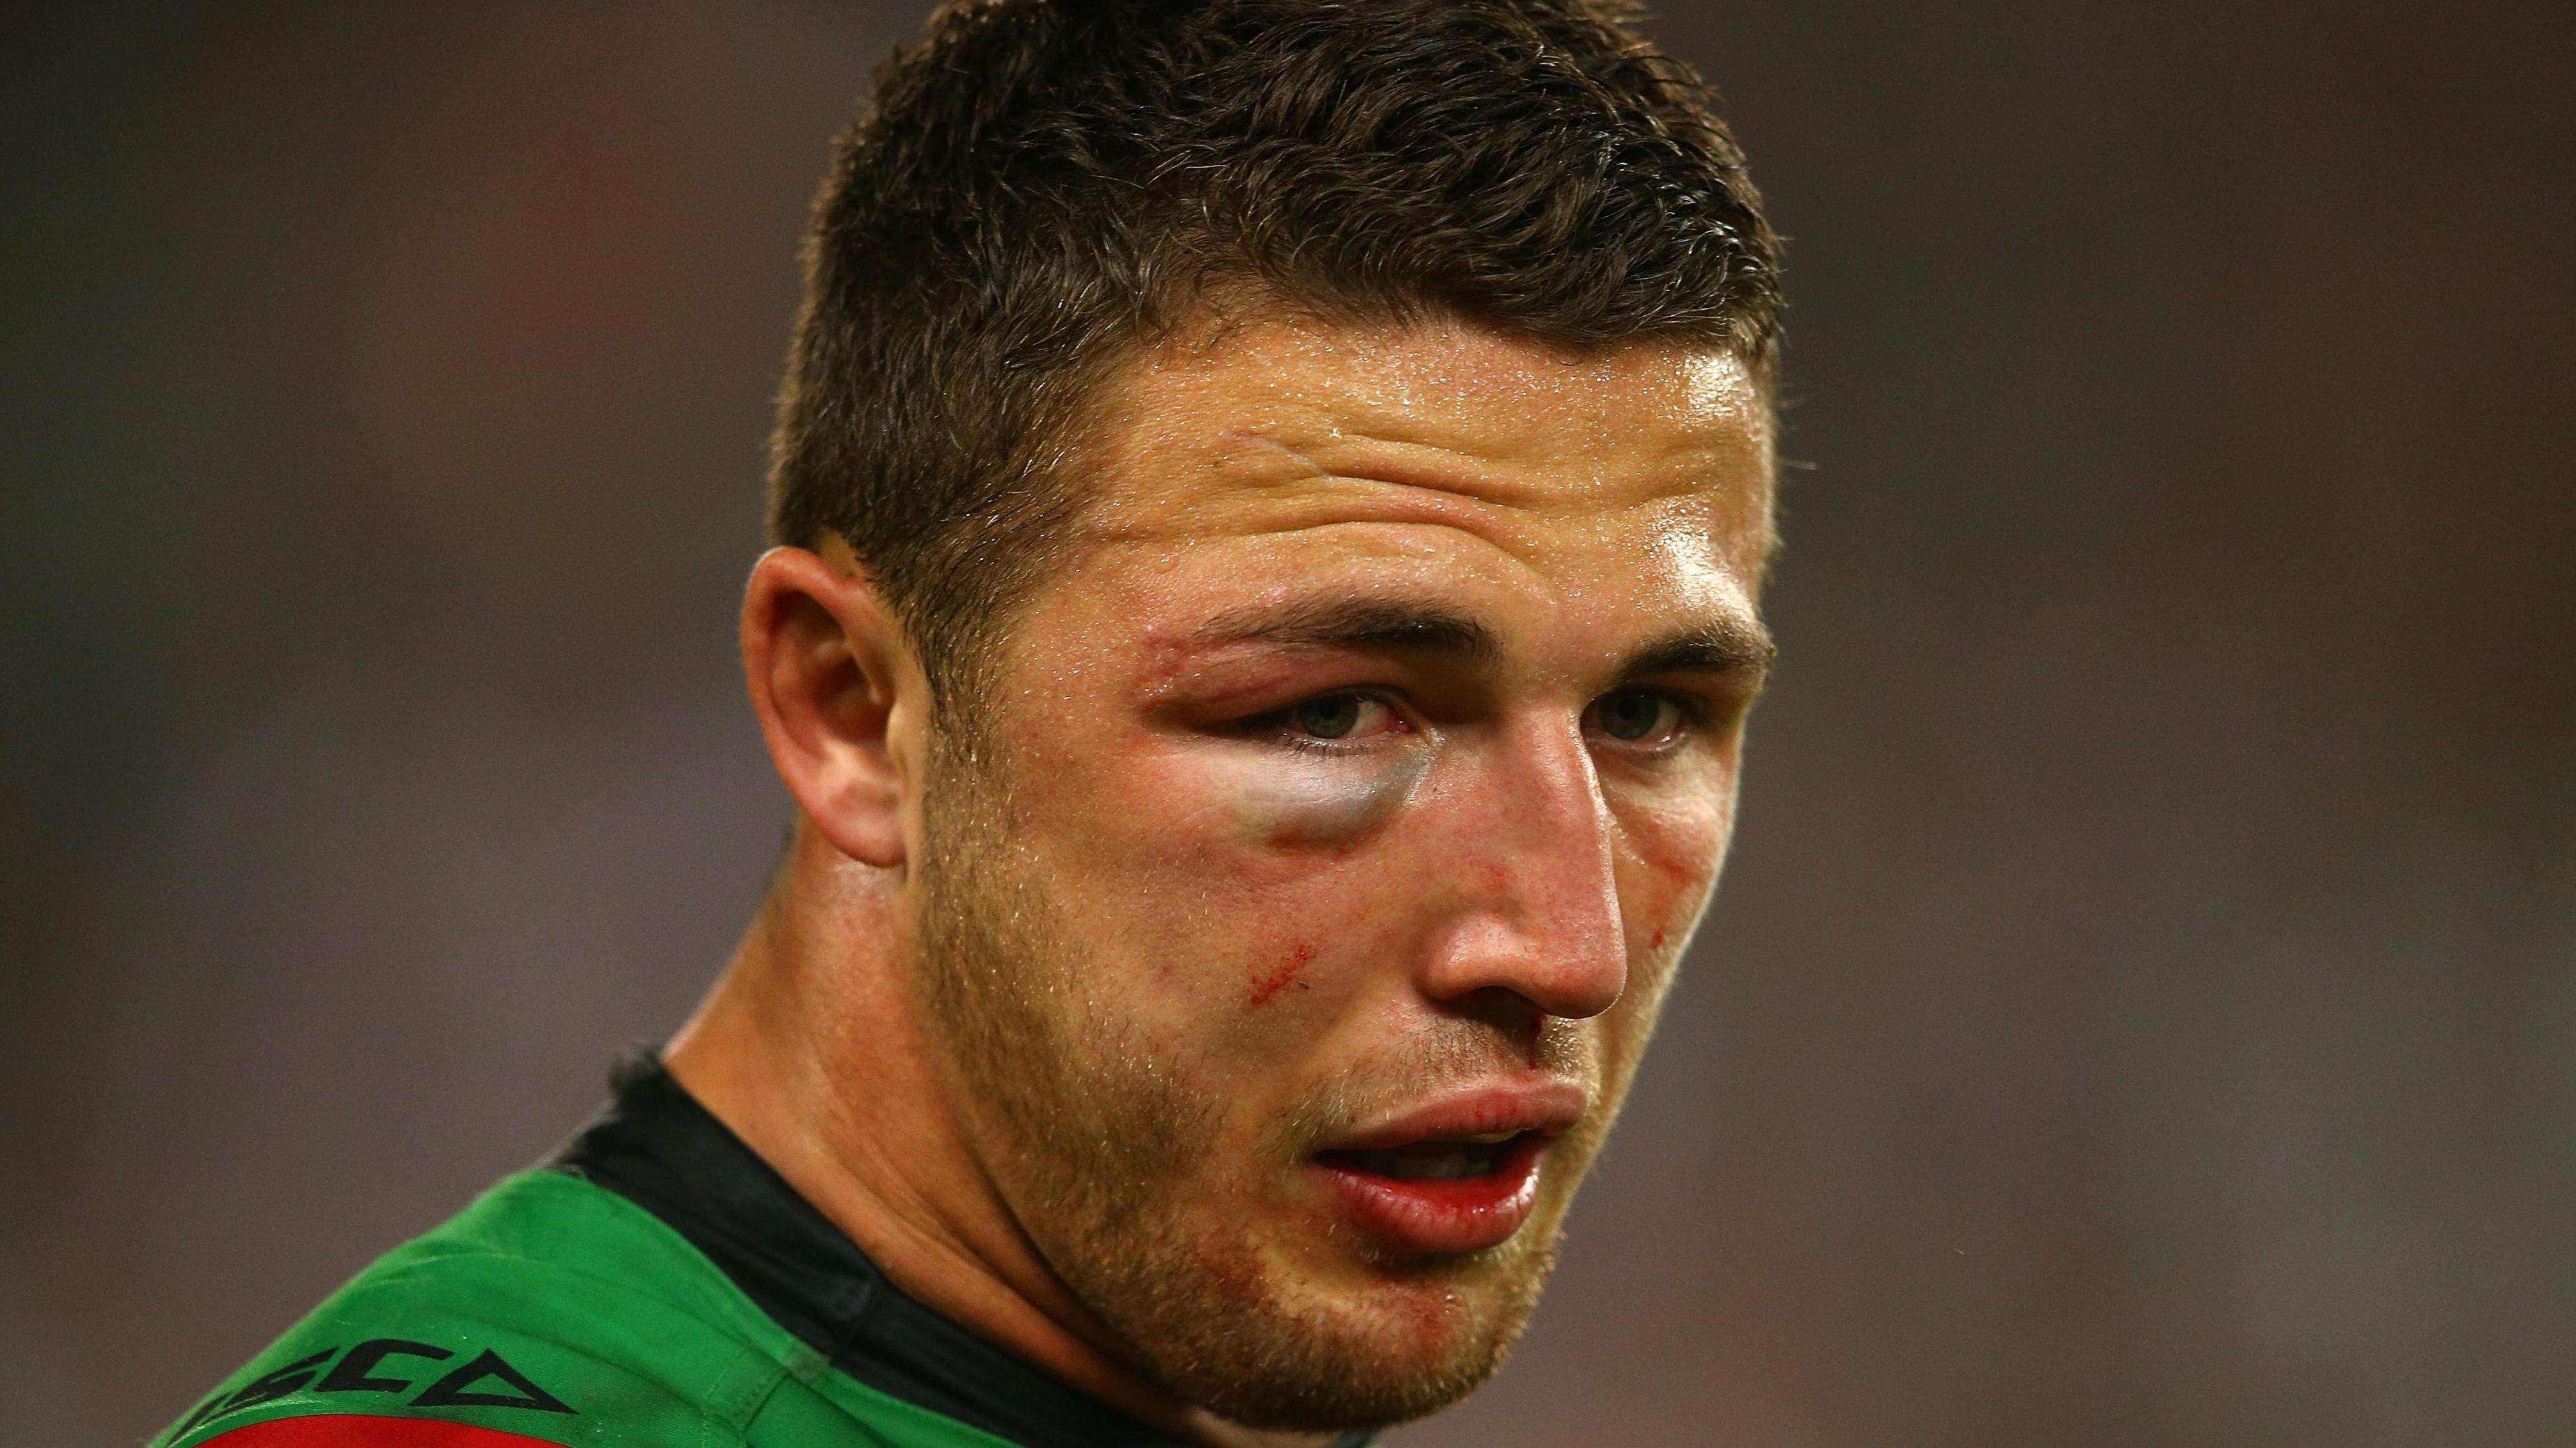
[[1589, 689, 1685, 744]]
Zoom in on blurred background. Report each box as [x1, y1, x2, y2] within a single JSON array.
[[5, 3, 2571, 1445]]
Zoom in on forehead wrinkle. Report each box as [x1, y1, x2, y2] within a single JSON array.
[[1085, 442, 1737, 573], [1074, 335, 1776, 657], [1218, 323, 1762, 451], [1080, 465, 1549, 559], [1084, 466, 1754, 671], [1099, 311, 1772, 512], [1242, 415, 1747, 516]]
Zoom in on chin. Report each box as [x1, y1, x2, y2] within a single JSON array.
[[1110, 1216, 1563, 1434], [1168, 1300, 1533, 1433]]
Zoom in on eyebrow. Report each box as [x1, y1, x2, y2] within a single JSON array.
[[1625, 620, 1777, 680], [1185, 596, 1774, 683], [1190, 597, 1503, 667]]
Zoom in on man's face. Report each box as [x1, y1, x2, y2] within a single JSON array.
[[911, 314, 1774, 1431]]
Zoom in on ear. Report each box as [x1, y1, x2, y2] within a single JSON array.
[[741, 543, 924, 869]]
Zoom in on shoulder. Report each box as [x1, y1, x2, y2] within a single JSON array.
[[157, 1172, 812, 1448]]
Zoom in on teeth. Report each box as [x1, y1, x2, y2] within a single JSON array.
[[1459, 1130, 1521, 1144]]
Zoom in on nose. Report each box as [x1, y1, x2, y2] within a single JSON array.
[[1415, 714, 1627, 1021]]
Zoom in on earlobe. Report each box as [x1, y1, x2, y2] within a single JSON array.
[[740, 545, 918, 869]]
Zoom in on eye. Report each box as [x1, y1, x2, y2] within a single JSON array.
[[1587, 689, 1686, 746], [1283, 693, 1400, 742]]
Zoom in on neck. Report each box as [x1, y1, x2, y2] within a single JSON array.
[[662, 827, 1327, 1448]]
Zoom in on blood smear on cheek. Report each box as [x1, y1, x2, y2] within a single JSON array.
[[1248, 942, 1316, 1007]]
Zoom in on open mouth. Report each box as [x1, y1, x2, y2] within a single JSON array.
[[1303, 1079, 1585, 1255], [1307, 1130, 1551, 1254], [1313, 1129, 1541, 1182]]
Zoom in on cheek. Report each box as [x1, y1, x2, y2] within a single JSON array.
[[1598, 789, 1732, 1093], [1195, 752, 1434, 1017], [1612, 774, 1738, 956], [1016, 740, 1430, 1034]]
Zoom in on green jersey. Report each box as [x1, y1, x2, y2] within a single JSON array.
[[157, 1054, 1364, 1448]]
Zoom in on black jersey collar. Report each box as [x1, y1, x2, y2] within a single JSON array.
[[549, 1049, 1373, 1448]]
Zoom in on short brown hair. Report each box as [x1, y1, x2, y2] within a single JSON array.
[[768, 0, 1781, 699]]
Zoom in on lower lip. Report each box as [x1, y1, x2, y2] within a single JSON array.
[[1307, 1135, 1548, 1255]]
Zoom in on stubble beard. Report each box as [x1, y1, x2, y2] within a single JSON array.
[[908, 738, 1574, 1433]]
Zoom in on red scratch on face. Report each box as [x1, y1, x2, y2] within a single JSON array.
[[1650, 926, 1666, 951], [1250, 942, 1316, 1007]]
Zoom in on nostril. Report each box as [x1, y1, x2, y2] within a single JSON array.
[[1416, 912, 1627, 1021]]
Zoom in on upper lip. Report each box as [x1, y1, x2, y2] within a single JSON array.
[[1318, 1078, 1591, 1153]]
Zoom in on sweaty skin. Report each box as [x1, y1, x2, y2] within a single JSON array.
[[672, 311, 1776, 1445]]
